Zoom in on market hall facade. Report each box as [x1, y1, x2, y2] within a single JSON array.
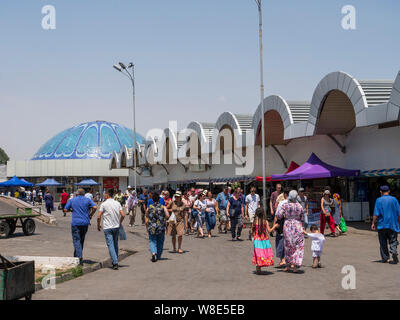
[[110, 70, 400, 222]]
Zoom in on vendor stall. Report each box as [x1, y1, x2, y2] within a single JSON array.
[[271, 153, 364, 222]]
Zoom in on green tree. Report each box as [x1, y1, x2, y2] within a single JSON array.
[[0, 148, 9, 165]]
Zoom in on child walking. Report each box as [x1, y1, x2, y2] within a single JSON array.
[[252, 207, 277, 274], [305, 224, 326, 268]]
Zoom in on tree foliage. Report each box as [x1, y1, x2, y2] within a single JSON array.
[[0, 148, 9, 165]]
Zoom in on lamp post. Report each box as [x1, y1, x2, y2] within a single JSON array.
[[255, 0, 267, 209], [113, 62, 137, 192]]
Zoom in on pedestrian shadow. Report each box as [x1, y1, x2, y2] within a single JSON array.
[[82, 259, 97, 265], [252, 270, 274, 276], [167, 250, 190, 254], [277, 269, 305, 274]]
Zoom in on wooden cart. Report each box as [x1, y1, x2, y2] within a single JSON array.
[[0, 207, 41, 238]]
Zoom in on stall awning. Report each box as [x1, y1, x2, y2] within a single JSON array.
[[0, 176, 34, 187], [271, 153, 360, 181], [361, 168, 400, 177], [75, 179, 100, 186], [256, 161, 300, 182], [36, 178, 64, 187]]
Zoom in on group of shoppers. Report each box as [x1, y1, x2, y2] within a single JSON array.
[[48, 180, 399, 273]]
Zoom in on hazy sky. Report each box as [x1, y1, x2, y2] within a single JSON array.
[[1, 0, 399, 160]]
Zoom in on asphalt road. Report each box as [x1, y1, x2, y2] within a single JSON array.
[[28, 212, 400, 300]]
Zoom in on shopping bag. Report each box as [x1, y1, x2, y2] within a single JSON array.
[[339, 217, 347, 233], [119, 225, 128, 240]]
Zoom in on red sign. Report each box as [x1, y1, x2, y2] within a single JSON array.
[[103, 177, 119, 190]]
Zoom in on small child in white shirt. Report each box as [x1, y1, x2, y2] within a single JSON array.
[[305, 224, 326, 268]]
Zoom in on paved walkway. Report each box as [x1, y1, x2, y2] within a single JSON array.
[[27, 214, 400, 300]]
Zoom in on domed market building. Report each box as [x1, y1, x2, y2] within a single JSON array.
[[6, 120, 145, 193]]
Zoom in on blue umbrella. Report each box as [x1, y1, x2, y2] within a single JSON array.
[[36, 178, 64, 187], [75, 179, 100, 186]]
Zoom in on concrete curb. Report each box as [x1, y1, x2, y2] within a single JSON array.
[[34, 249, 136, 292]]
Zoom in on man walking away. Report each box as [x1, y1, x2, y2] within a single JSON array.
[[64, 188, 97, 265], [98, 189, 125, 270], [372, 185, 400, 264]]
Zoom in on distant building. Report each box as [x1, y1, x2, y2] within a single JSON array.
[[7, 120, 145, 193]]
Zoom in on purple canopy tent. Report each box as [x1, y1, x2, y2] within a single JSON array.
[[271, 153, 360, 181]]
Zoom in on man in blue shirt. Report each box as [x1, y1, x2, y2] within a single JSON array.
[[64, 188, 97, 265], [216, 187, 230, 233], [372, 185, 400, 264]]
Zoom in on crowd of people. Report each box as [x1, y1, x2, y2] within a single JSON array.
[[6, 181, 398, 274]]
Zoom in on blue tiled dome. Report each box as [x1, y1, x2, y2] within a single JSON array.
[[32, 121, 145, 160]]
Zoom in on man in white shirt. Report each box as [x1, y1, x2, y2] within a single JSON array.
[[85, 189, 94, 201], [245, 187, 261, 240], [97, 188, 125, 270]]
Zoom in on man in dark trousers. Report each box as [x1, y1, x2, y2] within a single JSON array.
[[372, 185, 400, 264], [64, 188, 97, 265]]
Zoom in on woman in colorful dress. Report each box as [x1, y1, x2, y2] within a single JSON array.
[[276, 190, 305, 273], [165, 191, 187, 253], [205, 191, 219, 238], [146, 192, 169, 262], [252, 207, 277, 274]]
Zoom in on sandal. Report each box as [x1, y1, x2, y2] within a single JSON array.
[[178, 249, 183, 254]]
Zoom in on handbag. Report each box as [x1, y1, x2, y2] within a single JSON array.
[[168, 212, 177, 224], [339, 217, 347, 233]]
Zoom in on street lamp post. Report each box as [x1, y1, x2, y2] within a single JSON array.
[[113, 62, 138, 192], [255, 0, 267, 209]]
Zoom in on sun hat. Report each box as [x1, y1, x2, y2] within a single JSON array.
[[324, 190, 331, 195], [202, 190, 208, 197], [174, 191, 182, 197], [298, 187, 305, 192]]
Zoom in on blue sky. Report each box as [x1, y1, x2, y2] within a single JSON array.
[[1, 0, 399, 159]]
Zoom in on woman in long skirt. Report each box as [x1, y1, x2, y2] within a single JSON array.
[[252, 207, 277, 274], [276, 190, 305, 273]]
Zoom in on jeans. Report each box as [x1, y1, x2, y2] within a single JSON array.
[[149, 232, 165, 259], [230, 215, 243, 239], [275, 233, 285, 259], [104, 227, 120, 265], [71, 225, 89, 259], [378, 228, 398, 261]]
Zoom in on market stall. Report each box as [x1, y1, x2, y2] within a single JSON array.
[[271, 153, 364, 222]]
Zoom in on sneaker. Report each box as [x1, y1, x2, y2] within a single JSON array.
[[151, 254, 157, 263], [236, 237, 243, 241], [392, 254, 399, 264], [112, 264, 119, 270], [79, 258, 83, 266]]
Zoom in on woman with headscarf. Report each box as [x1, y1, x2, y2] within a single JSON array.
[[276, 190, 305, 273], [165, 191, 187, 253]]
